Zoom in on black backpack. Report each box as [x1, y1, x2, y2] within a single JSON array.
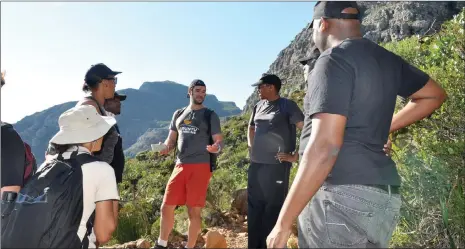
[[1, 151, 98, 248], [173, 107, 217, 172]]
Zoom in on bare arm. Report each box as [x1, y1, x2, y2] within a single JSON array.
[[159, 130, 178, 155], [295, 121, 304, 130], [1, 186, 21, 195], [112, 201, 119, 223], [276, 113, 346, 229], [247, 125, 255, 148], [94, 200, 117, 244], [390, 78, 447, 133]]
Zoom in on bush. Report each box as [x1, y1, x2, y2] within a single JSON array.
[[385, 9, 465, 248]]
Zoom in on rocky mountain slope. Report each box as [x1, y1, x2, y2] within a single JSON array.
[[14, 81, 241, 163], [243, 1, 465, 112]]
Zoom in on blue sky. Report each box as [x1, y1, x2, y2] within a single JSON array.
[[1, 1, 315, 123]]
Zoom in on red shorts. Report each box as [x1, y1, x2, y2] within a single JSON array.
[[163, 163, 212, 207]]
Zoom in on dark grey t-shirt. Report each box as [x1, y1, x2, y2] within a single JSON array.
[[249, 98, 304, 164], [299, 38, 429, 186], [170, 107, 221, 165]]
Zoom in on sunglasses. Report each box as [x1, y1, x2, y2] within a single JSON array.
[[103, 77, 118, 84]]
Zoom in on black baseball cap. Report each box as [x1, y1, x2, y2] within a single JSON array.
[[309, 1, 360, 29], [189, 79, 206, 88], [84, 63, 122, 84], [187, 79, 206, 98], [251, 73, 282, 90], [114, 92, 127, 101]]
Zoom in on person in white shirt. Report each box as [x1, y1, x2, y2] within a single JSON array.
[[44, 105, 120, 248]]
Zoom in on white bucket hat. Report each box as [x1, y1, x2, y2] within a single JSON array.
[[50, 105, 117, 145]]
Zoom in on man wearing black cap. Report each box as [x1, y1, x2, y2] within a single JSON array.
[[247, 73, 304, 249], [154, 79, 223, 249], [104, 92, 127, 184], [267, 1, 446, 248]]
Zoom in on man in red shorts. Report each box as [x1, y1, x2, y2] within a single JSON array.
[[154, 79, 223, 249]]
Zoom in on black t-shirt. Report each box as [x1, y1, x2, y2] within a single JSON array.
[[299, 38, 429, 186], [1, 123, 26, 187], [249, 98, 304, 164]]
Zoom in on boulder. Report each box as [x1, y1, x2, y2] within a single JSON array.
[[204, 230, 227, 248], [230, 188, 247, 215]]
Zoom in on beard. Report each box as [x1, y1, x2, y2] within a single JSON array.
[[192, 98, 204, 105]]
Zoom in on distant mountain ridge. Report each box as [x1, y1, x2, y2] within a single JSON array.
[[14, 81, 241, 164]]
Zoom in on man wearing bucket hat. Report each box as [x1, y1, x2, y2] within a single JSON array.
[[267, 1, 446, 248], [2, 105, 120, 248]]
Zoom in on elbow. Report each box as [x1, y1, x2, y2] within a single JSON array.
[[95, 223, 116, 244], [95, 220, 117, 244], [304, 137, 343, 162]]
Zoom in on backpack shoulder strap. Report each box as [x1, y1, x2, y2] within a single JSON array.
[[204, 108, 217, 172], [74, 153, 100, 165], [85, 96, 106, 116], [173, 107, 188, 126], [204, 108, 214, 138], [172, 107, 188, 161]]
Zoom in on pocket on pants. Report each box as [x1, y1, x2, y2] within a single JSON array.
[[324, 199, 373, 247]]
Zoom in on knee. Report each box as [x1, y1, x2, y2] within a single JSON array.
[[187, 207, 202, 220]]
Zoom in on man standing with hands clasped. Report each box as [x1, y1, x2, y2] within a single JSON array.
[[267, 2, 446, 248], [154, 79, 223, 249]]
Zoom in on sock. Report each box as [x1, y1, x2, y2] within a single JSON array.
[[157, 238, 168, 247]]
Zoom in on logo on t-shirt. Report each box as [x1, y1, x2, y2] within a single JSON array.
[[179, 121, 199, 135]]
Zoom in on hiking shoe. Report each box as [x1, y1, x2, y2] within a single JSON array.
[[153, 243, 167, 249]]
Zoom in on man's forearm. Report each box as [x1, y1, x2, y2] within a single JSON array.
[[390, 97, 445, 133], [247, 126, 255, 147], [164, 135, 177, 152], [275, 139, 339, 229]]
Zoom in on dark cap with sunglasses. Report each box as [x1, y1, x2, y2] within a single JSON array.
[[84, 63, 121, 85], [308, 1, 360, 29]]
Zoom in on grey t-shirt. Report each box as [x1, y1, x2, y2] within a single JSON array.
[[170, 107, 221, 164], [249, 98, 304, 164], [299, 38, 429, 186]]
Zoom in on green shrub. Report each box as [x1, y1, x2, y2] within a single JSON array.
[[385, 9, 465, 248]]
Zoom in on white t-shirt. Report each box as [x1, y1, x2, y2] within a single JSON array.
[[38, 146, 120, 248]]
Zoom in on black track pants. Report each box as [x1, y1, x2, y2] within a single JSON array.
[[247, 162, 291, 249]]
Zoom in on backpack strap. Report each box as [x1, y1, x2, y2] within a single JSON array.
[[85, 96, 107, 116], [172, 107, 187, 162], [204, 108, 217, 172]]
